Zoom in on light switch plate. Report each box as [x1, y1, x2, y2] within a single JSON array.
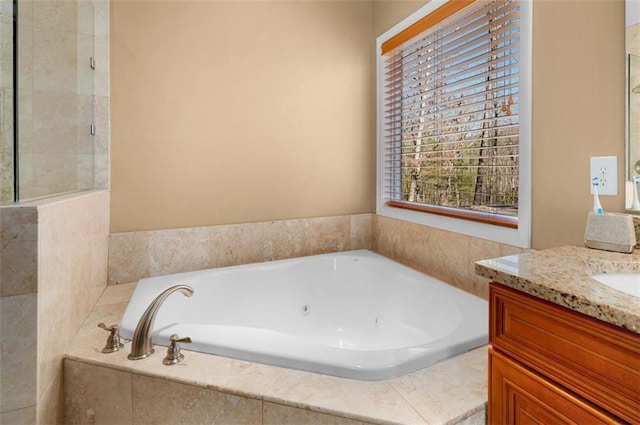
[[590, 156, 618, 196]]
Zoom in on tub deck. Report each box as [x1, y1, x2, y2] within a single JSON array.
[[65, 282, 487, 425]]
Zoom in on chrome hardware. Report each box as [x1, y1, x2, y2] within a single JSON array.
[[127, 284, 194, 360], [97, 322, 124, 353], [163, 334, 192, 365], [90, 123, 95, 135]]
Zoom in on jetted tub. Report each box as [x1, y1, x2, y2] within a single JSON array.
[[119, 250, 488, 380]]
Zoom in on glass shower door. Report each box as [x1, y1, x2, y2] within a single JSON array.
[[0, 0, 95, 204]]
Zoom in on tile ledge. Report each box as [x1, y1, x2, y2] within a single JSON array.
[[66, 279, 485, 425]]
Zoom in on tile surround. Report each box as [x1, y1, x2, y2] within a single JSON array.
[[0, 207, 38, 296], [37, 190, 110, 405], [0, 293, 37, 412], [64, 283, 488, 425], [108, 214, 373, 285], [132, 375, 262, 425], [0, 406, 37, 425], [0, 190, 110, 424], [64, 360, 132, 425], [108, 212, 526, 300], [373, 215, 525, 299], [262, 402, 372, 425]]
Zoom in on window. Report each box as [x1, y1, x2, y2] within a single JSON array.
[[376, 0, 531, 247]]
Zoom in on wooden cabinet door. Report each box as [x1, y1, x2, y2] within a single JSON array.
[[489, 348, 623, 425], [489, 283, 640, 423]]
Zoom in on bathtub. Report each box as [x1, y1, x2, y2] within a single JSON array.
[[119, 250, 488, 380]]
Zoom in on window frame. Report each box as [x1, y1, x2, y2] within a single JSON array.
[[376, 0, 532, 248]]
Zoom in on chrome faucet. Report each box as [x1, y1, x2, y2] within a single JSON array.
[[127, 284, 194, 360]]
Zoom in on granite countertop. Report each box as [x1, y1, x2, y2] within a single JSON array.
[[475, 245, 640, 334]]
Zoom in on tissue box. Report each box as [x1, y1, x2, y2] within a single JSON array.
[[584, 212, 637, 253]]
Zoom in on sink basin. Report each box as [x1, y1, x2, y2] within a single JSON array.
[[591, 273, 640, 298]]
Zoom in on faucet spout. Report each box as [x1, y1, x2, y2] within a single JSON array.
[[127, 284, 194, 360]]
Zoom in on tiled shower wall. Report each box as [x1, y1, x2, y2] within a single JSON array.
[[108, 213, 524, 299], [0, 0, 13, 202], [0, 0, 110, 423], [15, 0, 109, 201], [0, 190, 109, 424]]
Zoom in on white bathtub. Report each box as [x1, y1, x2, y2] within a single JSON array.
[[119, 250, 488, 380]]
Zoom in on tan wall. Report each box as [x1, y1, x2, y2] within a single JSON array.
[[112, 0, 626, 249], [372, 0, 427, 37], [110, 1, 374, 233], [531, 0, 625, 248]]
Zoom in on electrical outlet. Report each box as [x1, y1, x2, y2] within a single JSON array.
[[590, 156, 618, 196]]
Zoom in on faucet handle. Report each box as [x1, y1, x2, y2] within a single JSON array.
[[97, 322, 125, 353], [163, 334, 191, 365]]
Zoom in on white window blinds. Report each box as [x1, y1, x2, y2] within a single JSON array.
[[382, 0, 520, 227]]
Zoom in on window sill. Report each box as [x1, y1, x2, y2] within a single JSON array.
[[377, 201, 530, 248], [387, 201, 518, 229]]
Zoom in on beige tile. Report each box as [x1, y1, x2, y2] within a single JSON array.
[[32, 153, 78, 196], [92, 0, 109, 39], [210, 222, 269, 267], [264, 369, 427, 425], [77, 0, 94, 35], [300, 215, 351, 255], [32, 90, 77, 154], [468, 238, 526, 299], [132, 374, 261, 425], [76, 34, 94, 96], [33, 23, 78, 90], [68, 300, 286, 402], [112, 216, 360, 285], [67, 302, 130, 363], [390, 347, 487, 425], [37, 191, 109, 398], [454, 408, 486, 425], [93, 96, 110, 156], [96, 282, 136, 306], [37, 370, 63, 425], [0, 406, 37, 425], [78, 154, 94, 190], [210, 216, 352, 269], [69, 283, 490, 425], [94, 153, 109, 190], [76, 95, 94, 155], [0, 153, 13, 203], [16, 23, 33, 91], [350, 213, 372, 250], [165, 354, 285, 400], [149, 227, 211, 277], [64, 360, 133, 425], [263, 401, 372, 425], [108, 232, 150, 285], [0, 18, 12, 92], [431, 229, 471, 291], [0, 294, 38, 412], [0, 207, 38, 296], [93, 36, 109, 97], [32, 0, 77, 32], [374, 216, 498, 296]]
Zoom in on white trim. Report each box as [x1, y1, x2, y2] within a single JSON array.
[[376, 0, 532, 249]]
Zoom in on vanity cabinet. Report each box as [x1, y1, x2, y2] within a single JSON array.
[[488, 283, 640, 424]]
